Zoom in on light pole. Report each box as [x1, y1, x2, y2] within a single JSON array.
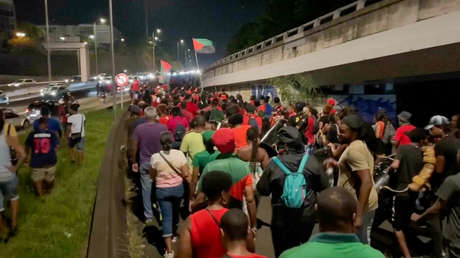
[[93, 17, 106, 76], [109, 0, 116, 118], [44, 0, 52, 81], [150, 28, 161, 72], [177, 39, 184, 65]]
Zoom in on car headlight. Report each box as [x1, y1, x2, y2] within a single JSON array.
[[51, 91, 57, 96], [65, 79, 69, 83], [14, 83, 20, 87]]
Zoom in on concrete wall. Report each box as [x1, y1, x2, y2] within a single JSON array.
[[203, 0, 460, 88]]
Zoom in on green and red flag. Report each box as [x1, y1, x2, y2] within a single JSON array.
[[160, 60, 172, 74], [192, 38, 215, 54]]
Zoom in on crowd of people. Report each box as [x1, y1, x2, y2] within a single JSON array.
[[125, 83, 460, 258], [127, 84, 460, 258], [0, 97, 86, 241]]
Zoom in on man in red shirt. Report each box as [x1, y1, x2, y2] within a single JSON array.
[[392, 111, 415, 149], [185, 95, 199, 116]]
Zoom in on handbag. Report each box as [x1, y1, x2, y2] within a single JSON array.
[[70, 114, 84, 140], [159, 151, 191, 219], [7, 124, 18, 165]]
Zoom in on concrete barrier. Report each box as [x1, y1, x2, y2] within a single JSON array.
[[86, 110, 130, 258]]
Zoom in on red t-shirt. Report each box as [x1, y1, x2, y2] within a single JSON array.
[[159, 115, 171, 126], [232, 125, 251, 151], [131, 80, 140, 92], [186, 101, 199, 115], [303, 116, 315, 145], [227, 254, 267, 258], [182, 109, 194, 122], [190, 208, 228, 258], [393, 124, 415, 146]]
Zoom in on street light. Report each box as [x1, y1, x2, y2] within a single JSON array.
[[121, 38, 125, 42], [44, 0, 52, 81], [59, 36, 65, 41], [93, 17, 106, 75], [150, 28, 162, 72], [177, 39, 185, 65], [15, 32, 26, 38]]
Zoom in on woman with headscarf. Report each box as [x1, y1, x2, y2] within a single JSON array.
[[257, 126, 329, 257]]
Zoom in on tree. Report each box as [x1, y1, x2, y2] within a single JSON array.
[[268, 74, 324, 105], [227, 0, 356, 54], [8, 22, 44, 53]]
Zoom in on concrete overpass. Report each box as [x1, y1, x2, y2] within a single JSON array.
[[43, 42, 90, 82], [202, 0, 460, 90]]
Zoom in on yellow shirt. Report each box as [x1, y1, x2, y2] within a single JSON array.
[[338, 140, 378, 211], [180, 131, 205, 160], [3, 123, 17, 137]]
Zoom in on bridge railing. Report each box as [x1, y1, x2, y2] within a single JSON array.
[[206, 0, 384, 71]]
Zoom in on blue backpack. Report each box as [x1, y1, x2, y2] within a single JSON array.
[[273, 154, 309, 208]]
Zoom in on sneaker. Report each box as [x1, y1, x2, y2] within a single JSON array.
[[164, 251, 174, 258]]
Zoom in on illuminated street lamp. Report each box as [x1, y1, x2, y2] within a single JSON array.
[[156, 28, 162, 34], [89, 34, 95, 40], [177, 39, 185, 65], [59, 36, 66, 41], [100, 18, 107, 24], [93, 17, 106, 75], [121, 38, 125, 42], [15, 32, 26, 38]]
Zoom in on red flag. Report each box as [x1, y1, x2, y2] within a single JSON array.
[[160, 60, 172, 73]]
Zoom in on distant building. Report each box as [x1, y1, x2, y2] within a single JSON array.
[[37, 24, 122, 45], [0, 0, 16, 37]]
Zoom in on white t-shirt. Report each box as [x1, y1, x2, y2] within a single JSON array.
[[68, 113, 86, 137]]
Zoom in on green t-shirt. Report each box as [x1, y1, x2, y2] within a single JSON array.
[[180, 131, 205, 160], [209, 108, 224, 122], [192, 150, 220, 174], [280, 233, 384, 258]]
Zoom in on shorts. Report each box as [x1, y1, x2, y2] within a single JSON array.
[[390, 193, 415, 231], [69, 137, 85, 151], [31, 166, 56, 182], [0, 176, 19, 212]]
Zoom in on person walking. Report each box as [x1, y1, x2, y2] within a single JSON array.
[[131, 107, 168, 225], [151, 131, 191, 258], [66, 104, 85, 164]]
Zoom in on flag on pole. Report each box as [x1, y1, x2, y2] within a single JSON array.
[[160, 60, 172, 74], [192, 38, 215, 54]]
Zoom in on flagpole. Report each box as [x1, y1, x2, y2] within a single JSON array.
[[194, 49, 200, 70]]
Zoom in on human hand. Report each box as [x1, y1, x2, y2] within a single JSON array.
[[353, 215, 362, 231], [132, 163, 139, 173], [411, 213, 421, 222], [323, 158, 338, 170]]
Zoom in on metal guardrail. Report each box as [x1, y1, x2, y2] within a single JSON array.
[[206, 0, 385, 70]]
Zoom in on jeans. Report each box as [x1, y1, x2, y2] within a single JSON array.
[[156, 184, 184, 237], [358, 210, 376, 244], [140, 162, 154, 221], [0, 176, 19, 212]]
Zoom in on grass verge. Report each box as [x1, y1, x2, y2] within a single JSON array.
[[0, 108, 114, 258]]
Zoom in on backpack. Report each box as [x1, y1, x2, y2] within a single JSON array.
[[172, 123, 186, 149], [272, 153, 310, 208]]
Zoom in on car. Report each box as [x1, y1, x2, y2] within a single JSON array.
[[64, 75, 81, 84], [7, 78, 37, 87], [25, 100, 59, 123], [41, 84, 68, 101], [1, 108, 30, 129], [0, 91, 9, 105]]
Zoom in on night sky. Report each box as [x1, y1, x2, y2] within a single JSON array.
[[13, 0, 265, 67]]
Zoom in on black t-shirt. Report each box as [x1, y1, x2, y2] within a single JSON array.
[[391, 144, 423, 192], [433, 136, 460, 189], [436, 173, 460, 249]]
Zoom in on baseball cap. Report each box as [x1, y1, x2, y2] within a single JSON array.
[[202, 130, 215, 142], [425, 115, 449, 130], [212, 128, 235, 154]]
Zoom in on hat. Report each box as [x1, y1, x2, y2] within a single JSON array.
[[128, 105, 141, 115], [213, 128, 235, 154], [202, 130, 215, 142], [327, 98, 336, 106], [405, 128, 427, 142], [425, 115, 449, 130], [398, 111, 412, 123]]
